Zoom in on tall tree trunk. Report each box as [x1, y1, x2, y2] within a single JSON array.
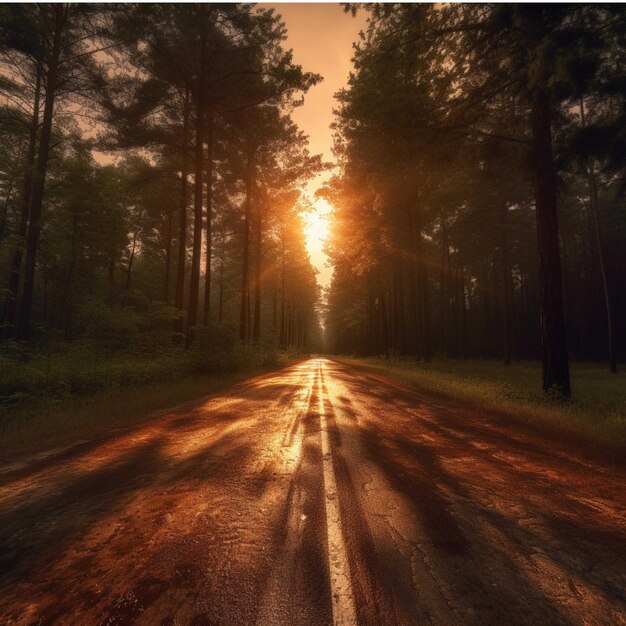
[[175, 84, 191, 333], [126, 232, 137, 291], [389, 279, 396, 353], [439, 208, 448, 355], [519, 272, 527, 358], [3, 67, 41, 336], [252, 187, 263, 343], [406, 204, 420, 358], [583, 202, 602, 358], [279, 226, 286, 349], [240, 151, 255, 342], [202, 109, 214, 326], [531, 88, 570, 396], [580, 100, 616, 373], [460, 267, 468, 358], [446, 232, 454, 356], [59, 206, 78, 329], [381, 290, 389, 355], [395, 266, 406, 353], [272, 289, 277, 337], [282, 314, 288, 350], [586, 166, 616, 372], [108, 253, 115, 301], [42, 266, 49, 328], [218, 258, 224, 325], [452, 267, 459, 358], [421, 258, 432, 362], [500, 202, 514, 365], [247, 290, 252, 340], [0, 168, 16, 242], [365, 288, 374, 356], [186, 37, 206, 347], [415, 212, 431, 362], [17, 10, 64, 340], [164, 206, 173, 303], [482, 261, 492, 358]]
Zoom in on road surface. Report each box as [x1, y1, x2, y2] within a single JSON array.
[[1, 358, 625, 625]]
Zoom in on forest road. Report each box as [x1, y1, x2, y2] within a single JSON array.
[[0, 358, 625, 626]]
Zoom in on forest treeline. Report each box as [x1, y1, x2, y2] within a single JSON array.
[[325, 4, 626, 397], [0, 3, 323, 400]]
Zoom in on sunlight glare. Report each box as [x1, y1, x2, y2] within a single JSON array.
[[303, 197, 332, 257]]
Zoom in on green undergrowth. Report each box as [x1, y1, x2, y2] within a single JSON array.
[[0, 341, 303, 460], [336, 356, 626, 451]]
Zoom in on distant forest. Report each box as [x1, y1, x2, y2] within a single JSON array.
[[0, 3, 323, 371], [1, 4, 625, 404], [325, 4, 626, 396]]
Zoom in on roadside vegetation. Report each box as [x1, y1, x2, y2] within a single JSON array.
[[0, 336, 300, 459], [339, 357, 626, 449]]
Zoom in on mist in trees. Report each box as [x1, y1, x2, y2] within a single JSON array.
[[325, 4, 626, 397], [0, 3, 324, 373]]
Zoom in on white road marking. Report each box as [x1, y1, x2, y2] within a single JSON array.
[[318, 360, 358, 626]]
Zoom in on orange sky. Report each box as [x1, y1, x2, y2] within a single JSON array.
[[269, 3, 367, 288]]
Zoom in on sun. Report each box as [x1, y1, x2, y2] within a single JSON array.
[[303, 197, 332, 256], [301, 196, 334, 288]]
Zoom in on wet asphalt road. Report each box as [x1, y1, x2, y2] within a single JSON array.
[[0, 358, 625, 625]]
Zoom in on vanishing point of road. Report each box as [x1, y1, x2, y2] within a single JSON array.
[[1, 358, 625, 625]]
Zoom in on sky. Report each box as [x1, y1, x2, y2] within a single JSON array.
[[269, 3, 367, 289]]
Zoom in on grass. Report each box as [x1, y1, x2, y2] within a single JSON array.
[[336, 356, 626, 451], [0, 345, 298, 461]]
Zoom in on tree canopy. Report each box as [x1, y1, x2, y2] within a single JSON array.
[[326, 3, 626, 396], [0, 3, 324, 359]]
